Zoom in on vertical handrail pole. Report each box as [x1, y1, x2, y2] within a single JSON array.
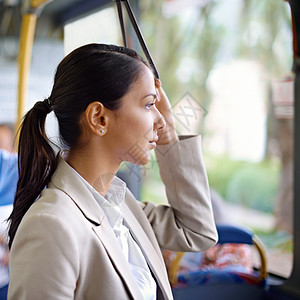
[[116, 0, 127, 47], [121, 0, 160, 79], [16, 0, 52, 137]]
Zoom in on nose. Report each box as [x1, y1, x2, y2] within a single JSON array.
[[153, 106, 166, 131]]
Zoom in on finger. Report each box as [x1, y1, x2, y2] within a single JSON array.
[[155, 87, 161, 102], [154, 78, 161, 88], [154, 78, 161, 102], [156, 87, 172, 111]]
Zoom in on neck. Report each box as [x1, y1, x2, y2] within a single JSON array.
[[66, 144, 120, 196]]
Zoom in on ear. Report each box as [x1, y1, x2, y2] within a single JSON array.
[[85, 101, 108, 136]]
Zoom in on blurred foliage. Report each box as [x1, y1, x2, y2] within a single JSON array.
[[138, 0, 293, 274], [237, 0, 292, 75], [139, 0, 291, 230], [139, 0, 292, 102], [142, 151, 280, 213], [254, 228, 293, 253], [226, 162, 280, 213], [206, 154, 280, 213], [206, 155, 247, 199], [139, 0, 225, 116]]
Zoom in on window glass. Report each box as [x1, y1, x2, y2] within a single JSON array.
[[64, 6, 121, 55], [139, 0, 293, 278], [63, 0, 293, 278]]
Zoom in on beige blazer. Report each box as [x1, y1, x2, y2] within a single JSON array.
[[8, 136, 217, 300]]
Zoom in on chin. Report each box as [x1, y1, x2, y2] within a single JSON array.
[[126, 152, 151, 166], [129, 156, 150, 166], [123, 144, 152, 165], [140, 157, 151, 166]]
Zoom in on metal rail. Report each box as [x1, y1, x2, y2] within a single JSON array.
[[114, 0, 160, 79]]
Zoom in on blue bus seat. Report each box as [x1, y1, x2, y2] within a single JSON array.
[[164, 225, 268, 300]]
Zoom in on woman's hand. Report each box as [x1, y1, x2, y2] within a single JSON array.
[[155, 79, 179, 145]]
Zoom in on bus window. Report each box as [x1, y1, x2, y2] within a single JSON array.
[[138, 0, 293, 278], [64, 6, 121, 55]]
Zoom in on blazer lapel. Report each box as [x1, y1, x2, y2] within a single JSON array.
[[51, 156, 103, 225], [93, 221, 144, 300], [122, 204, 173, 300], [51, 157, 143, 299]]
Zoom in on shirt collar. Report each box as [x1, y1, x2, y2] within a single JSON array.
[[86, 176, 127, 231]]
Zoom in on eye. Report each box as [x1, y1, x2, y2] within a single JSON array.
[[145, 102, 156, 110]]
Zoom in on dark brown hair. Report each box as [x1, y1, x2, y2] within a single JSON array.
[[8, 43, 148, 248]]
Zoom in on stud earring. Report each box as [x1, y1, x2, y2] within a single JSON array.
[[100, 129, 104, 134]]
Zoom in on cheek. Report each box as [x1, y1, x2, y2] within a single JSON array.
[[128, 112, 154, 135], [142, 111, 155, 129], [140, 118, 154, 142]]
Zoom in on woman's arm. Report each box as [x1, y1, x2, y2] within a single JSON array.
[[142, 136, 218, 252]]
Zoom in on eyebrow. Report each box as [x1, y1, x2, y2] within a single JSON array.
[[141, 93, 157, 100]]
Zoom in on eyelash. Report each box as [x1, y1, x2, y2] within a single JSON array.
[[145, 102, 156, 110]]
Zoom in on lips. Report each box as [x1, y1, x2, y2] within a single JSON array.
[[149, 136, 158, 148], [149, 141, 157, 148]]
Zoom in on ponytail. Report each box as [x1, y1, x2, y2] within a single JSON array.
[[8, 99, 57, 249]]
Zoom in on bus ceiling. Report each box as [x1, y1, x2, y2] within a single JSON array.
[[0, 0, 114, 31]]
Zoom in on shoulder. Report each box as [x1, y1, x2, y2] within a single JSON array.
[[30, 187, 78, 217], [17, 187, 88, 242], [9, 203, 80, 297], [17, 188, 78, 233], [11, 188, 84, 266]]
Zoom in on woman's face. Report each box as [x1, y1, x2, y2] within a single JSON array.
[[106, 65, 165, 165]]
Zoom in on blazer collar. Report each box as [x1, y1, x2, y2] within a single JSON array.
[[50, 156, 144, 299], [50, 156, 105, 225]]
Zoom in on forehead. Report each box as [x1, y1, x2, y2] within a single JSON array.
[[116, 65, 156, 110], [129, 65, 155, 93]]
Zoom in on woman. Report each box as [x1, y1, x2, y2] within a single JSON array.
[[7, 44, 217, 300]]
